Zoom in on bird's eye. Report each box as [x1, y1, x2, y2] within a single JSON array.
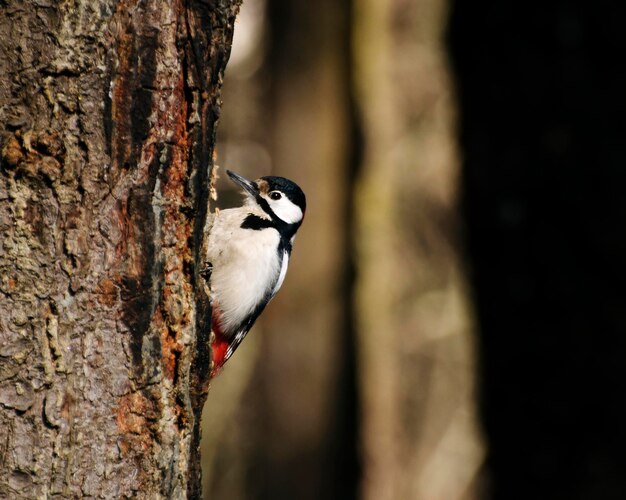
[[270, 191, 282, 200]]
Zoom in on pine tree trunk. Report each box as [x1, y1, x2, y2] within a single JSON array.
[[0, 0, 239, 497]]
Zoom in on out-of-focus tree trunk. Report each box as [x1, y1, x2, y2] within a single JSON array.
[[258, 0, 357, 497], [0, 1, 239, 497], [201, 0, 357, 499], [353, 0, 485, 499]]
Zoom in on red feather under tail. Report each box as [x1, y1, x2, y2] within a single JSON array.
[[210, 304, 229, 378]]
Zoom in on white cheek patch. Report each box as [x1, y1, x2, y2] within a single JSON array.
[[267, 197, 303, 224]]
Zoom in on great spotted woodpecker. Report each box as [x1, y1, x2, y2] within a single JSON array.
[[205, 170, 306, 376]]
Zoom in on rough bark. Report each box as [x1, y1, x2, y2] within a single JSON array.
[[0, 0, 239, 497]]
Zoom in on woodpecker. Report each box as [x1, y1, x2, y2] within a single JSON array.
[[206, 170, 306, 376]]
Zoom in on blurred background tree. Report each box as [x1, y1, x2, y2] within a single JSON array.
[[202, 0, 483, 499]]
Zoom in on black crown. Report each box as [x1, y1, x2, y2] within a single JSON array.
[[261, 176, 306, 213]]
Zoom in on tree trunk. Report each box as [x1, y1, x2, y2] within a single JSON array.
[[0, 0, 239, 497], [352, 0, 484, 498]]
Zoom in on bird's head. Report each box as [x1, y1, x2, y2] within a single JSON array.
[[227, 170, 306, 227]]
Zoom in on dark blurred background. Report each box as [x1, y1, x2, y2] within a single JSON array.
[[202, 1, 626, 499], [450, 2, 626, 500]]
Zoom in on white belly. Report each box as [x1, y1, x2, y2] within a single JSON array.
[[207, 208, 287, 337]]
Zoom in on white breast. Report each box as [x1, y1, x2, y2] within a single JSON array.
[[206, 208, 286, 338]]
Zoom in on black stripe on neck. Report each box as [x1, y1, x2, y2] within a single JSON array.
[[241, 213, 298, 251], [241, 214, 274, 231]]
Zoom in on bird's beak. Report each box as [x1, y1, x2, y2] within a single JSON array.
[[227, 170, 259, 197]]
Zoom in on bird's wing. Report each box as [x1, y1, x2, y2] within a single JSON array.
[[223, 306, 264, 363]]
